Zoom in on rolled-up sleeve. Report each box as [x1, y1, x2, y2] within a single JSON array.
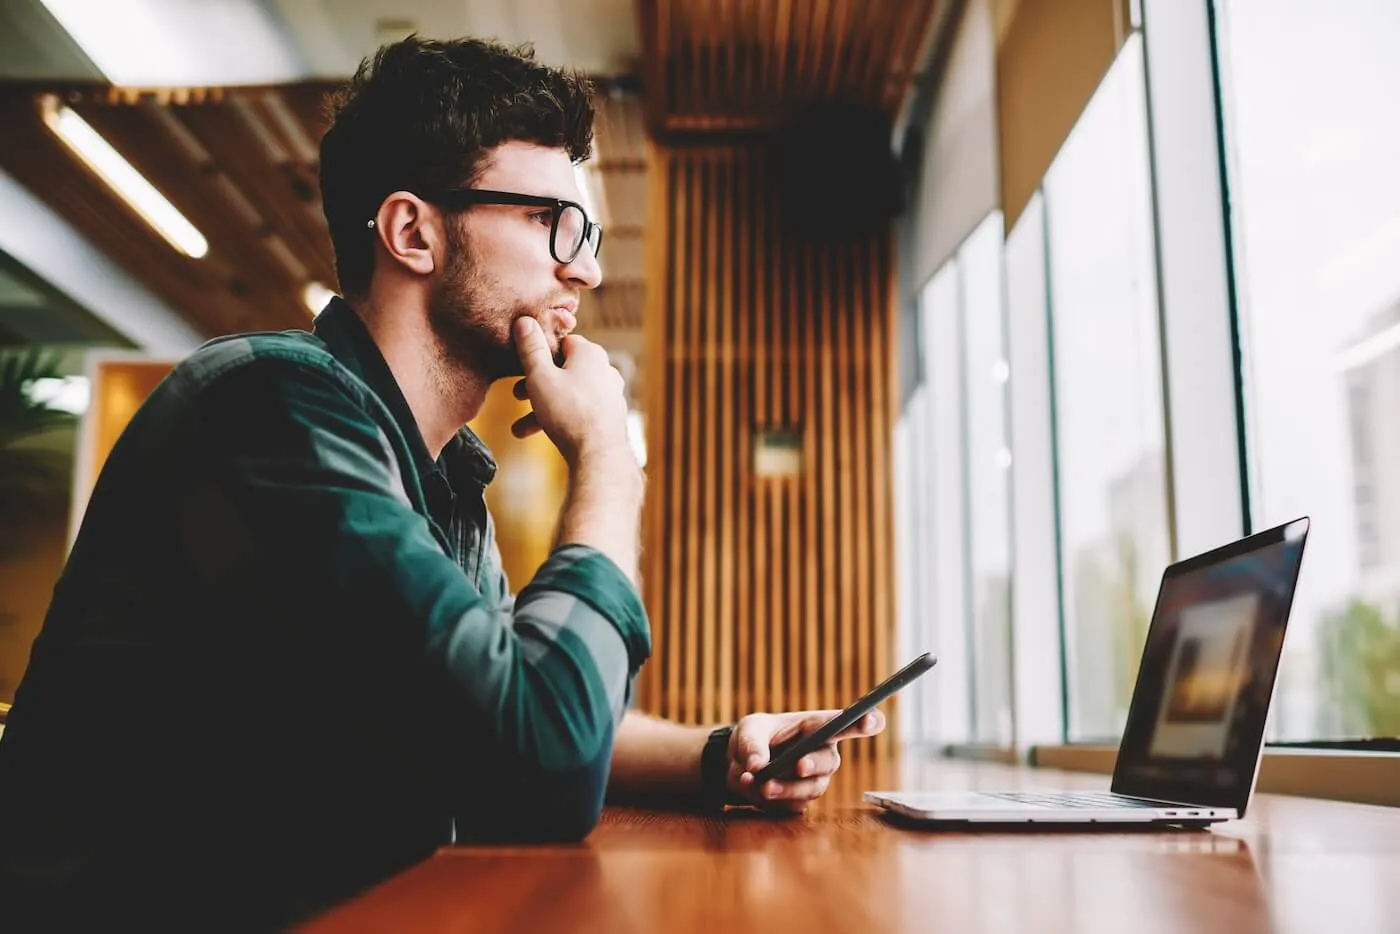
[[195, 353, 650, 841]]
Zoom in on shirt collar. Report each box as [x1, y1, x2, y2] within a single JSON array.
[[313, 296, 498, 488]]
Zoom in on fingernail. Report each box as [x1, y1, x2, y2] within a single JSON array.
[[514, 316, 535, 337], [747, 755, 763, 771], [798, 757, 811, 777]]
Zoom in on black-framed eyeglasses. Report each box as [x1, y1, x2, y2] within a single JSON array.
[[418, 187, 603, 265]]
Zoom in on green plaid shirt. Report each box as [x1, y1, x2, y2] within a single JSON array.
[[0, 298, 650, 928]]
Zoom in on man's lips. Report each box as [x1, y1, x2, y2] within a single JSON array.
[[551, 306, 578, 333]]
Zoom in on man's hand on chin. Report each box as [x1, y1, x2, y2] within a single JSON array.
[[724, 709, 886, 812]]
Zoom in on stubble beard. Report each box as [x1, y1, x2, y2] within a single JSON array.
[[427, 224, 561, 384]]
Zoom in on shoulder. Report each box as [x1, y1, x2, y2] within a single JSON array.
[[173, 329, 376, 408], [177, 329, 337, 384]]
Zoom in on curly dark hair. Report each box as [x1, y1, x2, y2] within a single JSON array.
[[319, 36, 596, 298]]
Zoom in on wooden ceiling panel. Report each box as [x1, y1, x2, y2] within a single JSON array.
[[0, 83, 342, 337], [640, 0, 941, 133], [72, 103, 302, 302], [0, 78, 650, 343], [174, 98, 337, 281]]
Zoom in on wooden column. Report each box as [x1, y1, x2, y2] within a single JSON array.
[[639, 143, 898, 755]]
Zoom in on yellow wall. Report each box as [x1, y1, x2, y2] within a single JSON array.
[[85, 360, 174, 494], [0, 510, 69, 704], [468, 380, 569, 591]]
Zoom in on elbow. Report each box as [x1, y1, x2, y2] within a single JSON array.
[[459, 652, 626, 843], [531, 788, 605, 843], [520, 746, 611, 842], [459, 740, 612, 844]]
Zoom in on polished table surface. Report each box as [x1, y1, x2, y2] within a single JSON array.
[[300, 757, 1400, 933]]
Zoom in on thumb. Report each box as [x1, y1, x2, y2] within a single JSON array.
[[513, 316, 554, 375], [734, 715, 776, 772]]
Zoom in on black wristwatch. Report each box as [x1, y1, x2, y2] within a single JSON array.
[[700, 724, 740, 809]]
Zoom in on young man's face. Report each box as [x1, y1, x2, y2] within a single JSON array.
[[429, 141, 603, 380]]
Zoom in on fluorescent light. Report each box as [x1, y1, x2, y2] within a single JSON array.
[[303, 281, 337, 317], [41, 97, 208, 259]]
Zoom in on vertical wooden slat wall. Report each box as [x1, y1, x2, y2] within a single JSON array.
[[639, 143, 898, 755]]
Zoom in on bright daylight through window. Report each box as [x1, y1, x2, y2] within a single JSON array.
[[1043, 34, 1170, 742], [1218, 0, 1400, 740]]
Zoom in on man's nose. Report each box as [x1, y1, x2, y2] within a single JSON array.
[[561, 245, 602, 289]]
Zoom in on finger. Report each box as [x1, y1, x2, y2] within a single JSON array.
[[790, 744, 841, 779], [513, 316, 555, 375], [767, 710, 843, 747], [513, 378, 530, 400], [560, 333, 607, 369], [832, 710, 886, 742], [511, 412, 541, 439], [756, 773, 832, 804]]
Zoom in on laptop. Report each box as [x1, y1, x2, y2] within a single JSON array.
[[865, 517, 1310, 826]]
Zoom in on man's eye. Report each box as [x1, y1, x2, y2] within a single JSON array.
[[529, 211, 553, 227]]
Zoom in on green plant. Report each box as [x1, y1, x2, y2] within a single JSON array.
[[0, 347, 78, 557], [1318, 597, 1400, 738]]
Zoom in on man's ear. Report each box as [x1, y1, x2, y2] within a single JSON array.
[[372, 191, 440, 279]]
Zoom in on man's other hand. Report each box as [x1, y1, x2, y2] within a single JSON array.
[[726, 709, 886, 812]]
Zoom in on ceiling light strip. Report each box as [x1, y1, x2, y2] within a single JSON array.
[[41, 96, 209, 259]]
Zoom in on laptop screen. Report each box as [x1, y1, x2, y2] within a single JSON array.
[[1111, 518, 1309, 813]]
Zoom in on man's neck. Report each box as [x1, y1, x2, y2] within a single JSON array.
[[353, 294, 490, 460]]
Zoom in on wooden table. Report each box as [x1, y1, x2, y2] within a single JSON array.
[[300, 757, 1400, 933]]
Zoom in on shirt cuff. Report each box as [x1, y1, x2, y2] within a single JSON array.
[[522, 544, 651, 673]]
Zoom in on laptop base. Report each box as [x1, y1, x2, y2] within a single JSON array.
[[864, 791, 1237, 826]]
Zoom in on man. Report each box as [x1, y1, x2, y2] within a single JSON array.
[[0, 36, 882, 930]]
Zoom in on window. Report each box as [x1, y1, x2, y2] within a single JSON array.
[[1044, 35, 1172, 741], [1004, 193, 1065, 746], [922, 261, 973, 744], [899, 217, 1014, 748], [1217, 0, 1400, 739], [959, 213, 1015, 745]]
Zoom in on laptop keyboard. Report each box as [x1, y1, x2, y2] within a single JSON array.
[[981, 791, 1174, 809]]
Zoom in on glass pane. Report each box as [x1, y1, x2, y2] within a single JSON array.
[[1218, 0, 1400, 739], [893, 385, 929, 744], [1045, 35, 1172, 741], [959, 213, 1014, 745], [922, 261, 972, 743], [1005, 193, 1066, 746]]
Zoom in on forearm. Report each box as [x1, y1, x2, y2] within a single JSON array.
[[606, 711, 713, 802], [557, 447, 644, 586]]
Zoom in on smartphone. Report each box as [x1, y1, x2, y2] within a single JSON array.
[[751, 652, 938, 785]]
